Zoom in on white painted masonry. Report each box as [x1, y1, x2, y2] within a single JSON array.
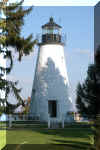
[[29, 43, 73, 122]]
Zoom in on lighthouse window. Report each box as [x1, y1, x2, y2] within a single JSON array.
[[48, 100, 57, 117], [48, 28, 53, 34]]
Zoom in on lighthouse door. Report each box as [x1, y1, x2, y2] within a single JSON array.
[[48, 100, 57, 117]]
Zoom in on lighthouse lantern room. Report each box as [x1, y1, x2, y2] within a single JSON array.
[[41, 17, 62, 44]]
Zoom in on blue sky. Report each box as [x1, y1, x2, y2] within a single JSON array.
[[8, 0, 100, 6], [7, 6, 94, 109]]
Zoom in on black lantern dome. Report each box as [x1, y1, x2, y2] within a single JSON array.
[[41, 17, 62, 44]]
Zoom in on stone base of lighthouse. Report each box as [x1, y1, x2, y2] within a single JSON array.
[[29, 44, 73, 123]]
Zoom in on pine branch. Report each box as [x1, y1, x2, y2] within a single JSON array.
[[0, 0, 36, 114]]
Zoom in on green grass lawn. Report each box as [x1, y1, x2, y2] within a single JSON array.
[[0, 127, 94, 150], [0, 130, 6, 150]]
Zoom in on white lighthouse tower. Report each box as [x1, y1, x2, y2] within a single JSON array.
[[29, 17, 73, 122]]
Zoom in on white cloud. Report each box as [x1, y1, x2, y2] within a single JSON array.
[[68, 48, 93, 55], [66, 48, 94, 62], [74, 49, 92, 54]]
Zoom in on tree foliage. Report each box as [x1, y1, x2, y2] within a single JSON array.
[[76, 46, 100, 150], [76, 47, 100, 120], [0, 0, 36, 114]]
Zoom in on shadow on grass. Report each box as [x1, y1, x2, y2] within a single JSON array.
[[31, 128, 93, 139], [5, 128, 93, 150], [2, 144, 90, 150], [51, 139, 91, 149]]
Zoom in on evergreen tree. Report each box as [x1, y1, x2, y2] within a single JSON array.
[[76, 46, 100, 119], [76, 64, 100, 119], [76, 46, 100, 150], [0, 0, 36, 114]]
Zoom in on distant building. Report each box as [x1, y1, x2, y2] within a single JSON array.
[[74, 112, 82, 122]]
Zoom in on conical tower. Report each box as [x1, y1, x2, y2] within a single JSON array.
[[29, 17, 73, 122]]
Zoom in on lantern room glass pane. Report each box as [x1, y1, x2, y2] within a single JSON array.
[[48, 28, 53, 34], [42, 29, 47, 34], [53, 28, 61, 35], [42, 27, 61, 35]]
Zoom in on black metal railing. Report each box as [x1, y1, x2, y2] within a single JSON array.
[[36, 33, 66, 45], [42, 34, 61, 43]]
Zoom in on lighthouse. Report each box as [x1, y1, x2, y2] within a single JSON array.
[[29, 17, 73, 122]]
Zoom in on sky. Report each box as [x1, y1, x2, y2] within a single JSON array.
[[7, 0, 99, 6], [6, 6, 94, 111], [94, 2, 100, 51]]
